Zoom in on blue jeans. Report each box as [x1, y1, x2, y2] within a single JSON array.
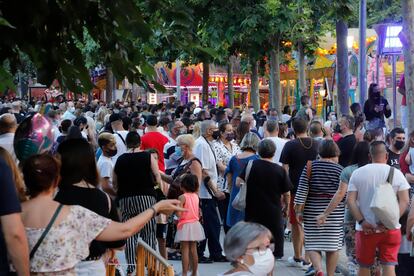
[[198, 199, 223, 258]]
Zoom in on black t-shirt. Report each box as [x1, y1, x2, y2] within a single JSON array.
[[280, 137, 318, 193], [114, 152, 156, 199], [0, 158, 21, 274], [337, 134, 357, 167], [387, 148, 401, 170], [55, 185, 125, 258]]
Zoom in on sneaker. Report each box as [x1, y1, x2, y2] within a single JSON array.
[[287, 257, 311, 270], [304, 266, 315, 276], [198, 256, 213, 263]]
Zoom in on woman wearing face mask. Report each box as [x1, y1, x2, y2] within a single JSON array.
[[54, 138, 126, 275], [219, 221, 275, 276], [363, 83, 392, 130], [160, 134, 203, 198], [213, 122, 240, 233]]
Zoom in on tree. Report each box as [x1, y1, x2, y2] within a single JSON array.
[[401, 0, 414, 133], [0, 0, 206, 96]]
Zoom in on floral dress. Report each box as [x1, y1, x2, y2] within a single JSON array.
[[26, 205, 111, 275], [212, 140, 240, 192]]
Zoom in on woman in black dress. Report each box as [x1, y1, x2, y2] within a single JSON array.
[[237, 139, 292, 258]]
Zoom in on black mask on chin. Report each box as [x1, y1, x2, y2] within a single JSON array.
[[212, 130, 220, 140]]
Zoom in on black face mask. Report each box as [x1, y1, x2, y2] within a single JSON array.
[[394, 140, 405, 151], [334, 123, 341, 133], [212, 130, 220, 140], [106, 148, 118, 157]]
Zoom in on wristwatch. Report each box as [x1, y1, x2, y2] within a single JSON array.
[[358, 218, 365, 225]]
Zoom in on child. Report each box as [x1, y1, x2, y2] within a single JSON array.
[[175, 174, 205, 276], [405, 136, 414, 174], [97, 132, 117, 197]]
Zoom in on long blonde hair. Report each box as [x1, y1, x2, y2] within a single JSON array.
[[0, 147, 27, 202]]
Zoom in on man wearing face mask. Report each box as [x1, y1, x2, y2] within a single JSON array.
[[97, 133, 117, 197], [241, 113, 262, 139], [387, 128, 405, 170], [194, 120, 227, 263], [163, 120, 187, 175]]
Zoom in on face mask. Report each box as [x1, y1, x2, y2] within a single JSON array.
[[69, 107, 75, 113], [175, 146, 182, 157], [251, 120, 257, 129], [188, 129, 193, 134], [212, 130, 220, 140], [106, 148, 118, 157], [330, 115, 336, 121], [247, 248, 275, 275], [178, 128, 187, 135], [394, 140, 405, 151], [225, 133, 235, 142]]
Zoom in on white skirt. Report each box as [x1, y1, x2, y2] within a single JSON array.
[[175, 221, 205, 242]]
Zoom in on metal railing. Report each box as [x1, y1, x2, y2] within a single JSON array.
[[106, 239, 174, 276]]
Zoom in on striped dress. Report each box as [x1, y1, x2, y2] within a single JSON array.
[[294, 160, 344, 251]]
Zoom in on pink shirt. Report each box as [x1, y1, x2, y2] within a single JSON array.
[[177, 193, 200, 229]]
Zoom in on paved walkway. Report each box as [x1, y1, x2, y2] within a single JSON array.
[[117, 234, 350, 275], [168, 240, 349, 275]]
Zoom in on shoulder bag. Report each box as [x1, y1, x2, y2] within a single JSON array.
[[232, 160, 254, 211], [370, 167, 400, 229], [30, 204, 64, 259]]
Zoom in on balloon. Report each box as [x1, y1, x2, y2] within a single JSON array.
[[14, 113, 54, 162]]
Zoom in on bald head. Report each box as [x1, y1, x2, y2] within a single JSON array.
[[0, 113, 17, 134]]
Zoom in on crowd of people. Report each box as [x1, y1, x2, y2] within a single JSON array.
[[1, 83, 414, 276]]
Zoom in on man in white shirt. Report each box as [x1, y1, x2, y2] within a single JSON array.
[[0, 113, 17, 161], [264, 120, 286, 165], [109, 113, 128, 164], [348, 141, 410, 276], [97, 133, 117, 197], [194, 120, 226, 262]]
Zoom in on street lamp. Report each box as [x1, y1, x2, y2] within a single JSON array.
[[374, 24, 403, 128]]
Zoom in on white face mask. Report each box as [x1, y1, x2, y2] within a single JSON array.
[[247, 248, 275, 275], [251, 119, 257, 129]]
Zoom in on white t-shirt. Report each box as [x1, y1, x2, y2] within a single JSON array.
[[97, 155, 113, 188], [348, 163, 410, 231], [112, 130, 128, 164], [264, 136, 287, 166], [194, 136, 218, 199]]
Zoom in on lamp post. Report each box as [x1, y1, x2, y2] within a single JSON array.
[[374, 24, 403, 129], [359, 0, 367, 104]]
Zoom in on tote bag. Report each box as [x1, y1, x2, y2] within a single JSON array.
[[232, 160, 253, 211], [370, 167, 400, 229]]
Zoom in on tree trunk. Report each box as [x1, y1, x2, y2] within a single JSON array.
[[269, 36, 281, 115], [402, 0, 414, 133], [227, 56, 235, 109], [297, 41, 307, 95], [106, 67, 114, 104], [202, 61, 209, 106], [336, 19, 350, 116], [250, 59, 260, 112]]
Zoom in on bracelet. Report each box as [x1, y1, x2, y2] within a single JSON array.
[[149, 206, 158, 218]]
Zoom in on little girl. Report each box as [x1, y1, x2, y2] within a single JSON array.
[[175, 174, 205, 276]]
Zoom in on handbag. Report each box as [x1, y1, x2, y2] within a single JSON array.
[[232, 160, 253, 211], [370, 167, 400, 229], [30, 204, 63, 259], [167, 158, 201, 199]]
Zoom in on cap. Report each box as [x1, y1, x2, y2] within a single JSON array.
[[193, 107, 202, 115]]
